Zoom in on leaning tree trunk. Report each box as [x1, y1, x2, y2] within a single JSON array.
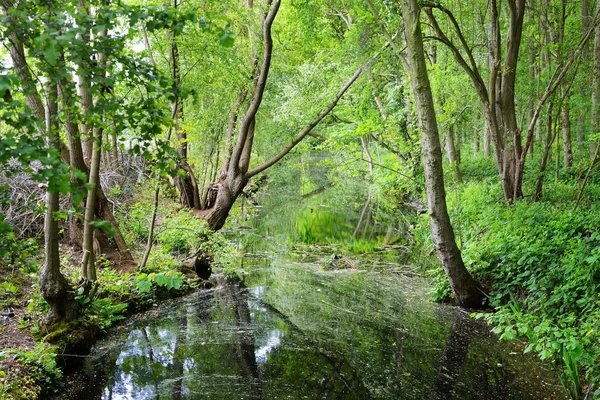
[[40, 83, 79, 324], [401, 0, 484, 308], [200, 0, 379, 231]]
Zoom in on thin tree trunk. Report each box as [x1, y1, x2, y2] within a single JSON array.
[[534, 102, 556, 200], [401, 0, 484, 308], [562, 103, 572, 168], [446, 126, 462, 184], [140, 100, 180, 270], [483, 120, 491, 157], [111, 131, 119, 169], [81, 24, 108, 281], [354, 137, 373, 238], [592, 0, 600, 157], [473, 118, 480, 156], [40, 83, 79, 324], [76, 0, 93, 164], [169, 0, 200, 209]]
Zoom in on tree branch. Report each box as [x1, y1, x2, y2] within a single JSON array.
[[229, 0, 281, 172], [245, 45, 388, 178]]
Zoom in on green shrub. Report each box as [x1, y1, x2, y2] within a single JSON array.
[[0, 343, 62, 399], [433, 181, 600, 395], [157, 210, 211, 253]]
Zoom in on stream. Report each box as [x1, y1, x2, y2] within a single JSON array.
[[57, 230, 567, 399]]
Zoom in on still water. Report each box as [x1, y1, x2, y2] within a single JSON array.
[[59, 235, 566, 399]]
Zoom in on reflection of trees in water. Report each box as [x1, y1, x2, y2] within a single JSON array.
[[169, 312, 187, 400], [59, 270, 551, 400], [258, 297, 372, 399], [219, 276, 264, 400], [429, 312, 515, 400]]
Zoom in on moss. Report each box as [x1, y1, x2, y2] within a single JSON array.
[[42, 321, 99, 360]]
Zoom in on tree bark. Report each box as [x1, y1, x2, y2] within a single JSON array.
[[169, 0, 200, 209], [40, 83, 79, 324], [592, 0, 600, 157], [401, 0, 484, 308], [562, 104, 572, 168]]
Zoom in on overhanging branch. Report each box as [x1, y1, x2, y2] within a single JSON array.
[[245, 43, 391, 179]]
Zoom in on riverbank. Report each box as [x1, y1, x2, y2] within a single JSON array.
[[52, 250, 568, 399], [0, 247, 206, 399]]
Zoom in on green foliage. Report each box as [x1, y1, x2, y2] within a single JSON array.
[[135, 270, 183, 294], [77, 297, 128, 332], [0, 343, 62, 399], [294, 208, 353, 244], [429, 179, 600, 394], [157, 210, 211, 253]]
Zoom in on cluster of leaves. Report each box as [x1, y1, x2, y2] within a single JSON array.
[[75, 288, 128, 332], [157, 209, 212, 253]]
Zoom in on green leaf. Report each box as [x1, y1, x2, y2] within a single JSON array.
[[89, 220, 116, 237], [136, 279, 152, 293], [219, 31, 234, 47]]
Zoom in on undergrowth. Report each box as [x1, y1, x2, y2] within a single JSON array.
[[415, 177, 600, 399]]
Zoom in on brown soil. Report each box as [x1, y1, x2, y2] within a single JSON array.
[[0, 269, 37, 382], [0, 244, 135, 368]]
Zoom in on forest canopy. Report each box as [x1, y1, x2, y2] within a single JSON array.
[[1, 0, 600, 398]]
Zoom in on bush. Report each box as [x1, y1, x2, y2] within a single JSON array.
[[157, 210, 212, 253]]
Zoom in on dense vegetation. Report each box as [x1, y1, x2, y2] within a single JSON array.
[[0, 0, 599, 398]]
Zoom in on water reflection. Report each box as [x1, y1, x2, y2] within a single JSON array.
[[59, 257, 566, 400]]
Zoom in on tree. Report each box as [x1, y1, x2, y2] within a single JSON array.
[[423, 0, 597, 201], [400, 0, 484, 308], [40, 82, 79, 324], [2, 0, 181, 318], [1, 1, 79, 322], [198, 0, 369, 231]]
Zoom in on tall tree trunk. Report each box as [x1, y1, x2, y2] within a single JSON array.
[[170, 0, 200, 209], [534, 102, 556, 200], [2, 2, 78, 322], [401, 0, 484, 308], [80, 24, 109, 281], [592, 0, 600, 157], [562, 103, 572, 168], [473, 116, 480, 156], [40, 83, 79, 324], [483, 120, 491, 157], [446, 126, 462, 184], [425, 0, 525, 200], [76, 0, 93, 165]]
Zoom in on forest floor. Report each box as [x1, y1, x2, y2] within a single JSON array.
[[0, 274, 35, 351]]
